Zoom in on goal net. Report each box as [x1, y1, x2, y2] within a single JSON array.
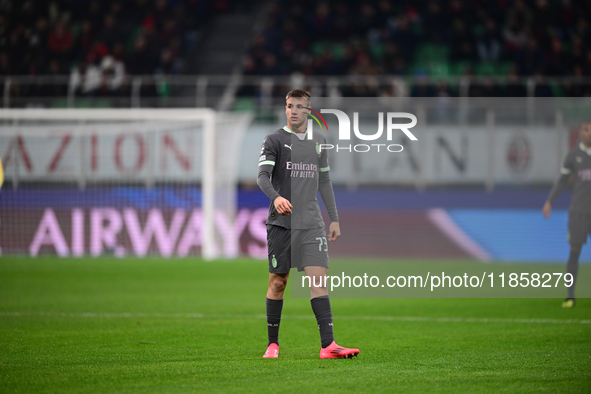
[[0, 108, 253, 260]]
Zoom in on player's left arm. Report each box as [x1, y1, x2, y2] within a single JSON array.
[[0, 157, 3, 190], [318, 142, 340, 241], [544, 152, 574, 218]]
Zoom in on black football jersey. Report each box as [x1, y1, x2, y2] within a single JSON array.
[[258, 126, 330, 229]]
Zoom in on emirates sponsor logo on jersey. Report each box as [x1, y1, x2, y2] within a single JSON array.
[[286, 161, 318, 171], [286, 161, 318, 178]]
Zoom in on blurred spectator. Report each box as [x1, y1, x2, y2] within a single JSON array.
[[411, 76, 435, 97], [531, 0, 554, 40], [85, 1, 106, 29], [0, 51, 11, 75], [533, 73, 553, 97], [506, 0, 533, 30], [544, 37, 568, 76], [573, 18, 591, 47], [47, 21, 73, 55], [469, 78, 500, 97], [308, 3, 333, 42], [26, 17, 49, 55], [70, 61, 101, 95], [422, 1, 446, 42], [389, 15, 417, 60], [354, 4, 378, 38], [127, 35, 157, 75], [242, 56, 257, 76], [249, 35, 269, 69], [382, 42, 406, 75], [435, 82, 452, 98], [158, 44, 182, 75], [99, 55, 125, 93], [559, 0, 576, 29], [503, 20, 528, 53], [74, 20, 94, 61], [160, 19, 180, 47], [0, 14, 8, 49], [515, 37, 543, 76], [585, 51, 591, 76], [349, 53, 379, 76], [111, 42, 126, 64], [570, 36, 584, 69], [565, 65, 590, 97], [451, 19, 477, 62], [477, 20, 501, 62], [504, 66, 527, 97], [8, 24, 27, 73], [99, 14, 121, 48], [260, 53, 280, 75]]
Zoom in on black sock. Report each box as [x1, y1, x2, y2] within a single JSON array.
[[311, 295, 334, 348], [567, 248, 580, 299], [266, 298, 283, 346]]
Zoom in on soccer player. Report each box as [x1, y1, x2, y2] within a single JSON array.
[[543, 122, 591, 308], [257, 89, 359, 359]]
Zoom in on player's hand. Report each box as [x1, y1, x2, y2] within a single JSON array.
[[542, 201, 552, 218], [274, 196, 292, 216], [328, 222, 340, 241]]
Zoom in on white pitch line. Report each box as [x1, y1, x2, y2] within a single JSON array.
[[0, 311, 589, 325]]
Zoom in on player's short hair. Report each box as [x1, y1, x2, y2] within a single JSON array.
[[286, 89, 311, 104]]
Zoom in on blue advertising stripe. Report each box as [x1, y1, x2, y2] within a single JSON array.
[[447, 209, 591, 263], [0, 187, 574, 210], [325, 188, 572, 210], [0, 187, 203, 209]]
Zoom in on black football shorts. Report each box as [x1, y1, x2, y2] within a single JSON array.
[[267, 224, 329, 274], [568, 211, 591, 245]]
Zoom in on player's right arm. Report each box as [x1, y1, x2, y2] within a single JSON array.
[[257, 136, 292, 215], [544, 153, 574, 218], [317, 139, 339, 238]]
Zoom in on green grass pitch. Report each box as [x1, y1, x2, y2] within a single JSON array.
[[0, 257, 590, 393]]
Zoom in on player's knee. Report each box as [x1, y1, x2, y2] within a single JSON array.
[[570, 244, 582, 253], [310, 284, 328, 299], [310, 286, 327, 296], [311, 281, 327, 292], [270, 277, 287, 294]]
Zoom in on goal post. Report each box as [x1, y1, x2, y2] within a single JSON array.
[[0, 108, 253, 260]]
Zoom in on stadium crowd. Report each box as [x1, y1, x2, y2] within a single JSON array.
[[1, 0, 590, 99], [244, 0, 591, 97], [0, 0, 232, 96]]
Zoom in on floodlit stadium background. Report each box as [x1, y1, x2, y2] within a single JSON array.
[[2, 3, 591, 392], [1, 0, 591, 263]]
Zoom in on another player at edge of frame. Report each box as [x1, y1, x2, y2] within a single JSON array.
[[543, 122, 591, 308], [257, 89, 360, 359]]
